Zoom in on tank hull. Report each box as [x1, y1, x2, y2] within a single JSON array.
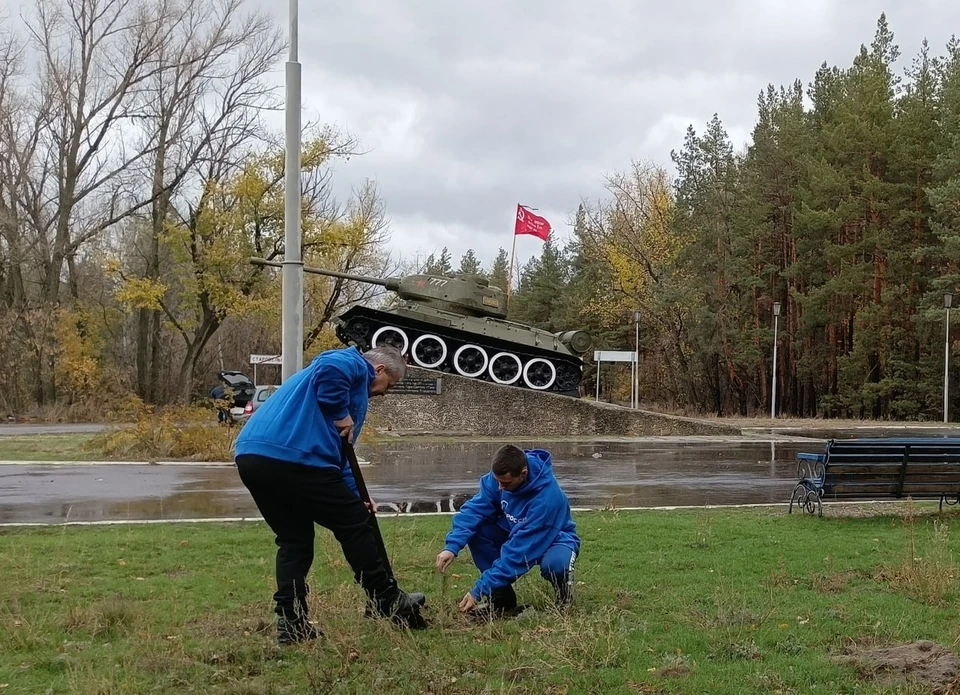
[[332, 304, 584, 397]]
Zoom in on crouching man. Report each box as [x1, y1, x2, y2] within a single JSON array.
[[435, 444, 581, 617]]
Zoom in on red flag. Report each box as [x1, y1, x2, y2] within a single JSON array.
[[514, 204, 551, 241]]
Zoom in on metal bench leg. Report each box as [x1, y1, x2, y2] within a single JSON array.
[[788, 483, 804, 514], [806, 490, 823, 517], [789, 484, 822, 517]]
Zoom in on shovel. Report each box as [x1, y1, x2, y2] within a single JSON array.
[[343, 440, 428, 628], [342, 440, 393, 577]]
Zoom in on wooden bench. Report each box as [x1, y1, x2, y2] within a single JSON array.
[[788, 438, 960, 517]]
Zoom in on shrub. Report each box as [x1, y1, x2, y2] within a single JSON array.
[[89, 395, 238, 461]]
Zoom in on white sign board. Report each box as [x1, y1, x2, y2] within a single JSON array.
[[250, 354, 282, 385], [594, 349, 640, 408], [594, 350, 637, 363], [250, 354, 282, 365]]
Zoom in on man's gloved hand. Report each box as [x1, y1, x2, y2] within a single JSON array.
[[435, 550, 455, 573], [334, 415, 355, 442]]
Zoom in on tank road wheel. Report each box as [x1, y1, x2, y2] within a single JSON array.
[[555, 362, 581, 392], [488, 351, 522, 385], [342, 318, 372, 346], [371, 326, 409, 355], [411, 334, 447, 369], [522, 357, 556, 390], [453, 344, 488, 378]]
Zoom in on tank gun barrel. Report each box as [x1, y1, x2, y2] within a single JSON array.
[[249, 257, 400, 291]]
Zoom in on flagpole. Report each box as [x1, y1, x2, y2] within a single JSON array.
[[506, 230, 517, 309]]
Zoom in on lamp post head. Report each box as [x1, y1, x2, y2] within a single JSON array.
[[945, 294, 954, 309], [773, 302, 782, 317], [633, 311, 641, 324]]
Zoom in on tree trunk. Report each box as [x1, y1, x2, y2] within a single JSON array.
[[136, 308, 151, 401], [177, 311, 222, 405]]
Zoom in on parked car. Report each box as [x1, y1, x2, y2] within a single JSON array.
[[233, 385, 278, 424], [208, 370, 256, 424]]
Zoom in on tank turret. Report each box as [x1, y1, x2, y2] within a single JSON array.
[[250, 257, 592, 396]]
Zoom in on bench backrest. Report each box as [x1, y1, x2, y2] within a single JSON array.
[[821, 438, 960, 499]]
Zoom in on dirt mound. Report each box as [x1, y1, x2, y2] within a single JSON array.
[[834, 640, 960, 691]]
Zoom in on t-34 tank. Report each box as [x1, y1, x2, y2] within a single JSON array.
[[251, 258, 592, 396]]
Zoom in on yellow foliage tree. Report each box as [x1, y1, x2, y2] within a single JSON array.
[[111, 127, 396, 403], [53, 308, 104, 403], [301, 179, 395, 352], [578, 161, 684, 330]]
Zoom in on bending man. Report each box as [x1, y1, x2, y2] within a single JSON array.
[[235, 345, 426, 644]]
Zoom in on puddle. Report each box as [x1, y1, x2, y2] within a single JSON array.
[[0, 440, 816, 524]]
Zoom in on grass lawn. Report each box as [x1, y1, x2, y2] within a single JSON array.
[[3, 505, 960, 694], [0, 435, 99, 461]]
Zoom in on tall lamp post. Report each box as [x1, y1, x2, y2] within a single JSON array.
[[771, 301, 781, 419], [945, 293, 953, 424], [633, 310, 641, 409], [281, 0, 303, 383]]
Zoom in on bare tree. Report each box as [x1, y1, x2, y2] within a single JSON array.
[[130, 0, 283, 402], [0, 29, 28, 309], [302, 179, 399, 351], [0, 0, 403, 410], [146, 122, 363, 404], [0, 0, 187, 401]]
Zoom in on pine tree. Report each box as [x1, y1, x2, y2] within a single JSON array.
[[458, 249, 483, 275], [740, 80, 815, 414], [510, 238, 572, 331], [671, 115, 752, 414], [489, 247, 510, 293], [799, 15, 905, 417], [927, 36, 960, 420], [423, 247, 453, 276]]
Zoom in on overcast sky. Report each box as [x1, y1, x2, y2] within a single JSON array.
[[249, 0, 960, 272]]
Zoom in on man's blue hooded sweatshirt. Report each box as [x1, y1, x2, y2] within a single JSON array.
[[233, 347, 375, 497], [442, 449, 581, 599]]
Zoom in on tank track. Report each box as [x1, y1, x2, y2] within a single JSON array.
[[333, 308, 584, 397]]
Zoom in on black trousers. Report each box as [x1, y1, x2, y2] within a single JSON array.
[[236, 454, 399, 619]]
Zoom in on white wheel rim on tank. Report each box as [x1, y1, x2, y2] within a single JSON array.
[[522, 357, 556, 390], [411, 334, 447, 369], [488, 352, 522, 384], [453, 344, 488, 377], [371, 325, 409, 355]]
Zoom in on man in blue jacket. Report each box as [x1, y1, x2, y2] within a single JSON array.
[[435, 444, 581, 617], [234, 344, 426, 644]]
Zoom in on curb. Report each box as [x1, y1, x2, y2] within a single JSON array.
[[0, 499, 937, 528]]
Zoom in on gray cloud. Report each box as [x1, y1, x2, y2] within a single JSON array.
[[252, 0, 960, 270]]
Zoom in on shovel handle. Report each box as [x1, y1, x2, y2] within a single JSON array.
[[342, 439, 393, 578]]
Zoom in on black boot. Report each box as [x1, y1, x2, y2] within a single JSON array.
[[491, 585, 518, 611], [368, 590, 428, 629], [277, 616, 322, 645], [391, 591, 428, 629]]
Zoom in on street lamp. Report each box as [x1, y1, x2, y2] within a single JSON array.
[[633, 311, 641, 409], [281, 0, 303, 383], [945, 293, 953, 423], [771, 301, 781, 419]]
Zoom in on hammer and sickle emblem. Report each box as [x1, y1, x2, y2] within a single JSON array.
[[517, 207, 524, 221]]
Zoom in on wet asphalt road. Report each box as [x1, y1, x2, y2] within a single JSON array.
[[0, 439, 818, 524]]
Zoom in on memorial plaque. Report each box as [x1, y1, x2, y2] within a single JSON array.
[[390, 375, 443, 395]]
